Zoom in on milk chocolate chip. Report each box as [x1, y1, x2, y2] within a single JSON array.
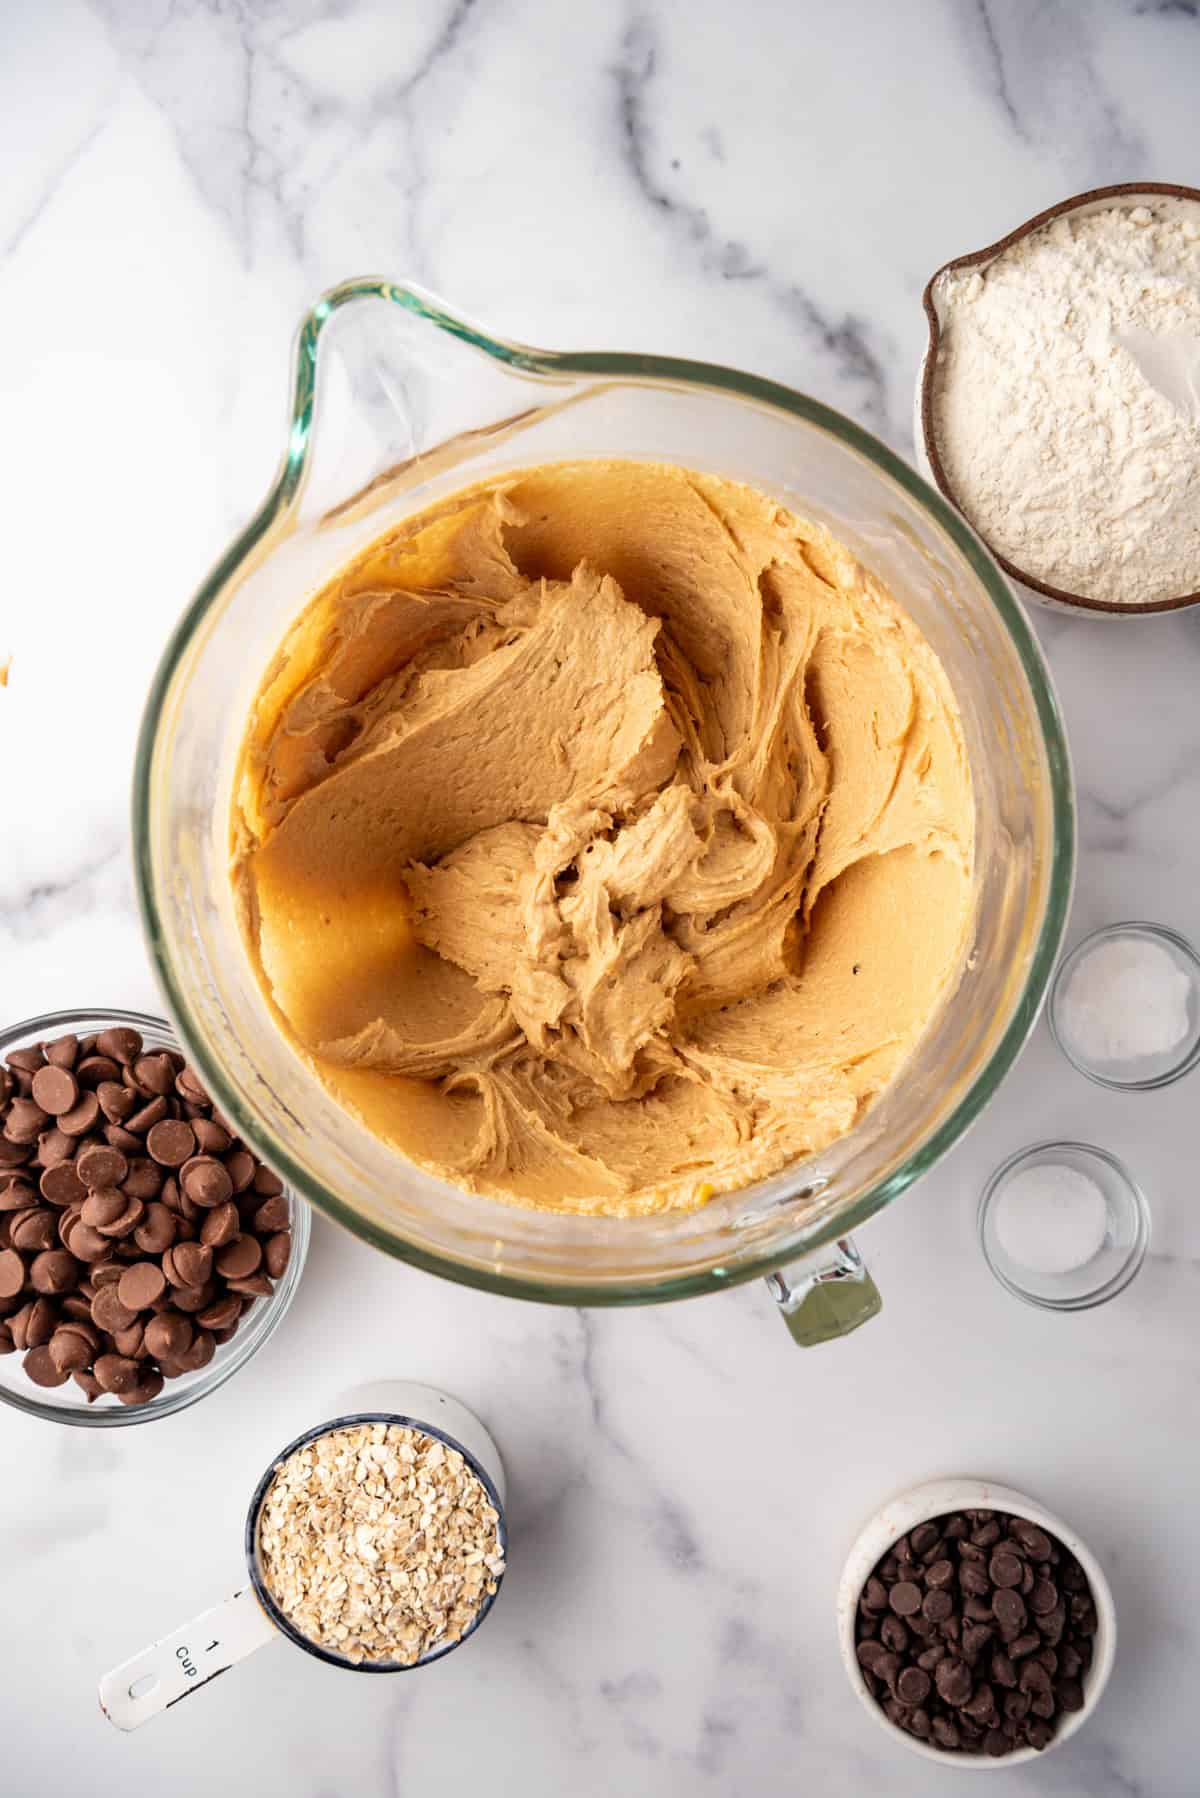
[[29, 1249, 79, 1295], [0, 1248, 26, 1299], [95, 1028, 141, 1064], [24, 1343, 70, 1387], [9, 1209, 57, 1253], [264, 1232, 291, 1279], [39, 1162, 85, 1208], [200, 1201, 239, 1248], [181, 1157, 233, 1209], [49, 1320, 100, 1373], [146, 1119, 195, 1167], [56, 1091, 101, 1137], [215, 1234, 261, 1281], [30, 1065, 79, 1117], [117, 1262, 167, 1312], [163, 1241, 212, 1288], [93, 1353, 140, 1394], [76, 1143, 129, 1190], [144, 1311, 192, 1361]]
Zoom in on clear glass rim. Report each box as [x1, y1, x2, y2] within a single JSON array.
[[978, 1140, 1150, 1313], [131, 278, 1076, 1307], [0, 1006, 310, 1425], [244, 1409, 507, 1673], [1049, 921, 1200, 1092]]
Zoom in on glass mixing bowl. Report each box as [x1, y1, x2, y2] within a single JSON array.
[[132, 280, 1074, 1343]]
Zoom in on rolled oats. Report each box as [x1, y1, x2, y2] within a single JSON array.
[[257, 1421, 505, 1665]]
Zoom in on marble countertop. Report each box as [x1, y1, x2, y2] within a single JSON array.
[[3, 2, 1199, 1793]]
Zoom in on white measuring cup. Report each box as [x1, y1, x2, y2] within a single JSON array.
[[98, 1381, 507, 1730]]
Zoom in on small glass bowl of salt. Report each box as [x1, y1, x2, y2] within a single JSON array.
[[1049, 921, 1200, 1090], [979, 1142, 1150, 1310]]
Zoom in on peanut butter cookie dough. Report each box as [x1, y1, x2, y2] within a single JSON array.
[[233, 461, 973, 1215]]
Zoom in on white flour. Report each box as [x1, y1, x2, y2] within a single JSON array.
[[932, 201, 1200, 605]]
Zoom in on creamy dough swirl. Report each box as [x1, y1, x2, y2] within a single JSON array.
[[234, 461, 973, 1215]]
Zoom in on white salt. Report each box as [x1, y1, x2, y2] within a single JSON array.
[[1059, 935, 1193, 1066], [993, 1165, 1109, 1275]]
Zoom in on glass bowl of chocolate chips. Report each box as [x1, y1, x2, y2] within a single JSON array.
[[837, 1478, 1115, 1765], [0, 1008, 309, 1426]]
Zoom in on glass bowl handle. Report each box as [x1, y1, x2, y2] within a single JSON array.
[[98, 1585, 277, 1731], [765, 1237, 882, 1347]]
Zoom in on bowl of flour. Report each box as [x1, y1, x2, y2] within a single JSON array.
[[915, 183, 1200, 617]]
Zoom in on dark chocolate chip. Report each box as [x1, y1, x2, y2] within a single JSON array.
[[991, 1651, 1017, 1689], [1010, 1521, 1052, 1560], [897, 1666, 931, 1705], [909, 1523, 940, 1557], [993, 1589, 1026, 1633], [1030, 1579, 1059, 1617], [889, 1581, 922, 1617], [960, 1562, 990, 1598], [990, 1550, 1023, 1589], [935, 1657, 972, 1707], [1055, 1678, 1085, 1713]]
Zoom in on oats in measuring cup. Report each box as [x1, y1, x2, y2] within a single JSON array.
[[256, 1420, 505, 1665]]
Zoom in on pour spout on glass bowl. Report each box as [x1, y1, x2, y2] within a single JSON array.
[[132, 277, 1074, 1350]]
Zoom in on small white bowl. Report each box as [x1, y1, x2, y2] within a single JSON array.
[[837, 1477, 1116, 1767]]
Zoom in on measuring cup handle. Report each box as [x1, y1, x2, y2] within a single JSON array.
[[98, 1585, 278, 1731]]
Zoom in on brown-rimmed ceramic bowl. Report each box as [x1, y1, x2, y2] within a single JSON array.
[[916, 182, 1200, 619]]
